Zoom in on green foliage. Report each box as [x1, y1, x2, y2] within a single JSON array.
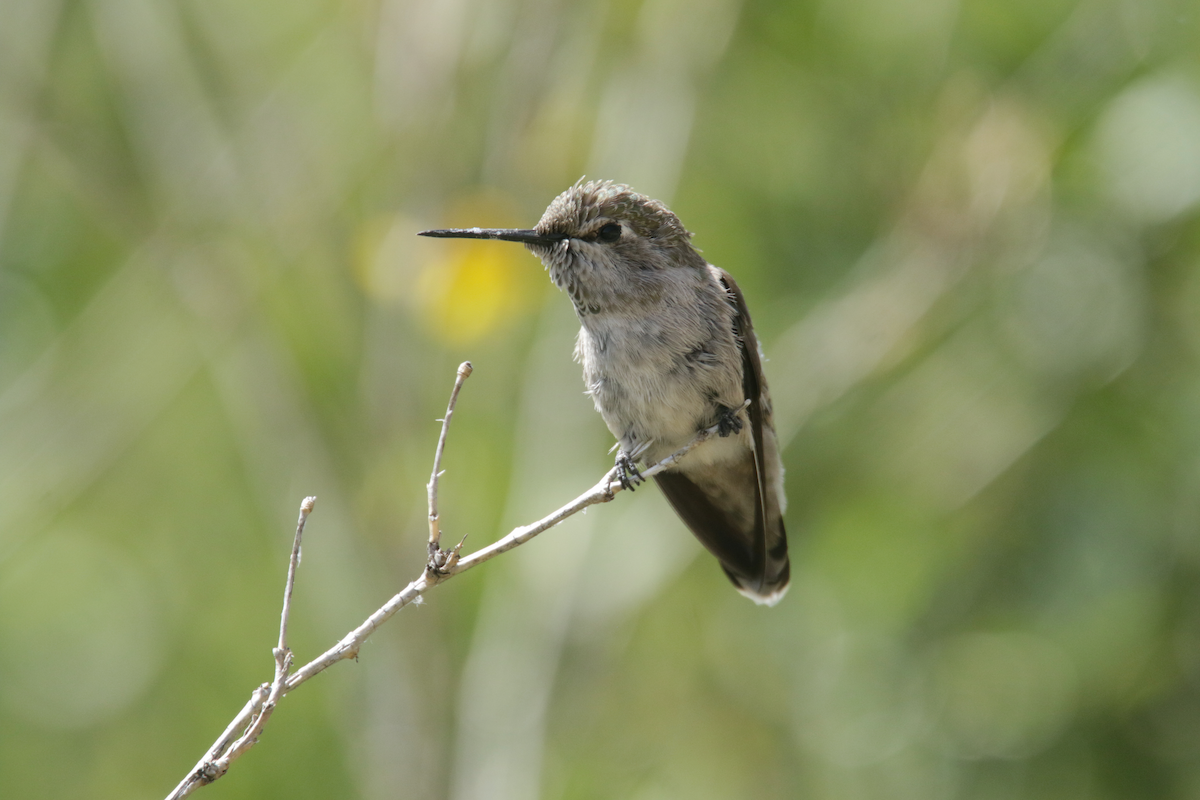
[[1, 0, 1199, 797]]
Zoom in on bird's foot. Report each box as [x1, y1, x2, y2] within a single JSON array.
[[716, 404, 744, 437], [615, 452, 644, 492]]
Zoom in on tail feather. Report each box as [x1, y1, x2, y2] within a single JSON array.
[[655, 468, 790, 603]]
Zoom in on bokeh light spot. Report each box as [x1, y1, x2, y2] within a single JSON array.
[[420, 242, 530, 344], [0, 531, 162, 728], [1092, 73, 1200, 223], [930, 632, 1078, 759], [360, 190, 544, 344], [793, 633, 925, 766]]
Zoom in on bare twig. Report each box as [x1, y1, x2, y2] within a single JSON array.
[[165, 369, 731, 799], [428, 361, 472, 553], [279, 497, 315, 660], [166, 688, 265, 799], [166, 498, 315, 800]]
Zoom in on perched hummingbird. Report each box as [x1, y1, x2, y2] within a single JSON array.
[[420, 180, 789, 605]]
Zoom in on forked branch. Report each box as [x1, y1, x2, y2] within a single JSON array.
[[165, 363, 727, 799]]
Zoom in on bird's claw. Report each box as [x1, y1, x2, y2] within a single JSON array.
[[716, 405, 744, 437], [616, 452, 644, 492]]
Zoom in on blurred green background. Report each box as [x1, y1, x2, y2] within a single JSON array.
[[2, 0, 1200, 797]]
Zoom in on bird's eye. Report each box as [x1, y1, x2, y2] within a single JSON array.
[[596, 223, 622, 243]]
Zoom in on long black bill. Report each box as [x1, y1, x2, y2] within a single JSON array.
[[418, 228, 565, 246]]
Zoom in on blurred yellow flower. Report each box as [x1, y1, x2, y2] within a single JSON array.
[[355, 189, 545, 344], [419, 238, 535, 343]]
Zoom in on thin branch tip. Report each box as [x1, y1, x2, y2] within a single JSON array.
[[300, 496, 316, 513], [427, 361, 473, 549]]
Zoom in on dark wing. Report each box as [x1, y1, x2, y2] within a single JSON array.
[[654, 269, 790, 604]]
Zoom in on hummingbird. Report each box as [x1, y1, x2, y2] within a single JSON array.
[[419, 180, 789, 605]]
